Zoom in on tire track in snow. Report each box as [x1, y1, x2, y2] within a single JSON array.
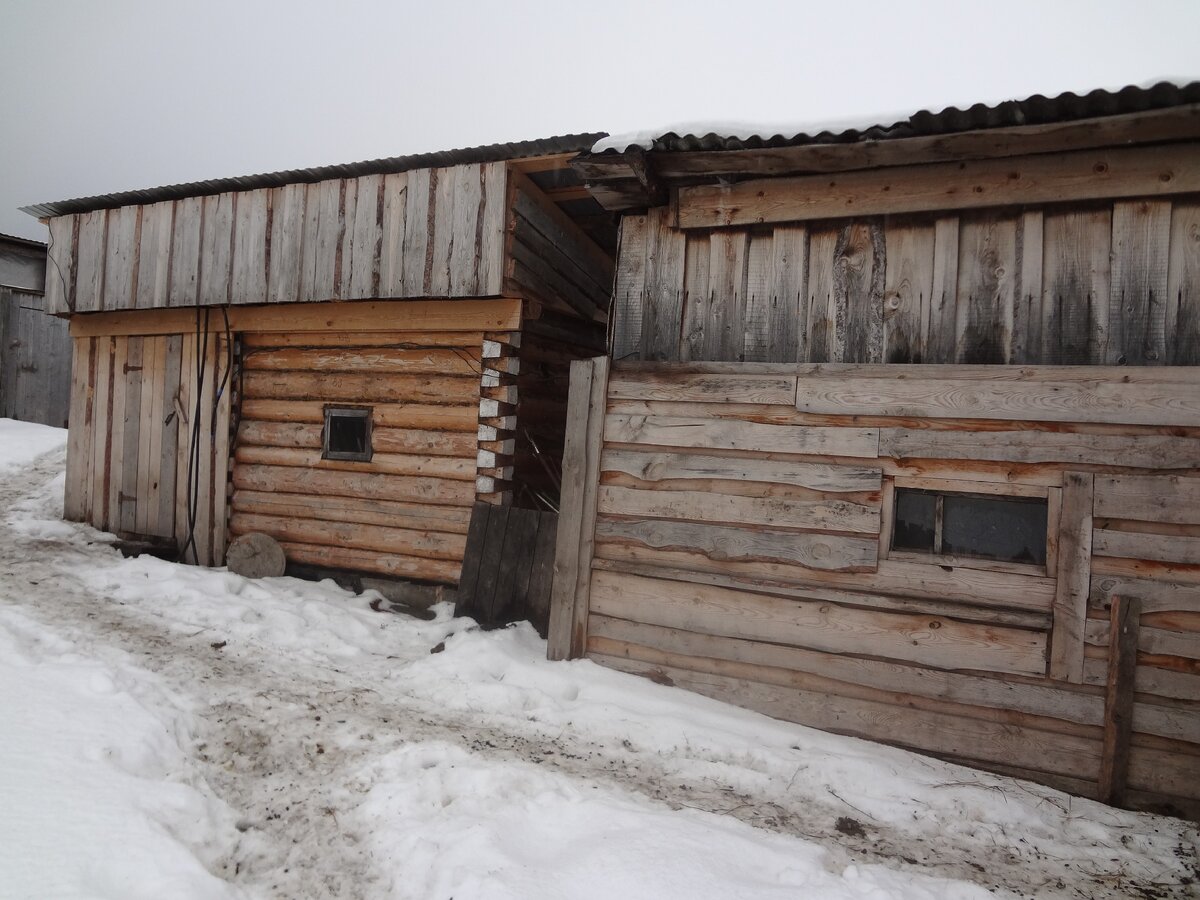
[[1, 447, 1195, 900]]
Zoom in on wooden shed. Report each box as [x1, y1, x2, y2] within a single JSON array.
[[0, 232, 72, 427], [26, 136, 615, 600], [548, 83, 1200, 817]]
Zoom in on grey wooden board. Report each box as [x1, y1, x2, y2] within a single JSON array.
[[1108, 200, 1172, 365], [0, 290, 72, 427], [455, 501, 492, 608], [491, 507, 541, 624], [49, 162, 513, 312], [525, 511, 559, 637], [455, 501, 559, 633]]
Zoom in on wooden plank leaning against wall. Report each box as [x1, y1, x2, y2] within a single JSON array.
[[63, 299, 524, 572], [549, 360, 1200, 817]]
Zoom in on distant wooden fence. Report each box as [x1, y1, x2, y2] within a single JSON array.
[[549, 358, 1200, 819], [0, 289, 71, 427], [456, 501, 559, 634]]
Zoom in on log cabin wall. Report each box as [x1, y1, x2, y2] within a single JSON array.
[[550, 360, 1200, 818], [62, 299, 524, 576], [610, 145, 1200, 367], [49, 148, 614, 572], [230, 330, 481, 583], [43, 162, 509, 316]]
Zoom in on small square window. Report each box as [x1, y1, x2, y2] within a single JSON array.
[[892, 487, 1048, 566], [323, 406, 372, 462]]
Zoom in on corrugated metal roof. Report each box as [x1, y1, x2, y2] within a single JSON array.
[[22, 133, 607, 219], [0, 231, 47, 249], [602, 81, 1200, 153]]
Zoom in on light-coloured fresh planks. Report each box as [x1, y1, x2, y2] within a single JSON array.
[[232, 446, 475, 481], [229, 512, 466, 561], [231, 490, 472, 534], [69, 298, 524, 338], [236, 420, 476, 457], [239, 399, 478, 432]]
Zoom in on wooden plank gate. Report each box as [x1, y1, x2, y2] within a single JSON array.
[[0, 288, 72, 427], [455, 501, 559, 634]]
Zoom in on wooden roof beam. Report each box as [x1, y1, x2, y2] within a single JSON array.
[[576, 104, 1200, 211], [678, 141, 1200, 229]]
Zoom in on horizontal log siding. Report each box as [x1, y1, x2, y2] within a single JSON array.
[[230, 334, 483, 583], [579, 363, 1200, 817], [612, 197, 1200, 366], [44, 163, 508, 314], [63, 330, 229, 565]]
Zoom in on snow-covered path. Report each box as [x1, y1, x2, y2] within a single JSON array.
[[1, 422, 1196, 899]]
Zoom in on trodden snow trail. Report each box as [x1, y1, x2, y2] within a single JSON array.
[[2, 442, 1197, 899]]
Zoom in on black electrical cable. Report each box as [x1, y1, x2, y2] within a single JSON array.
[[178, 304, 210, 565]]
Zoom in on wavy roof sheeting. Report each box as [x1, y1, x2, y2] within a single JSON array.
[[593, 81, 1200, 154], [22, 133, 607, 219]]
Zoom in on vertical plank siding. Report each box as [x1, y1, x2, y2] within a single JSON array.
[[558, 362, 1200, 817], [62, 331, 191, 550], [0, 290, 72, 427], [43, 163, 509, 314], [610, 198, 1200, 364]]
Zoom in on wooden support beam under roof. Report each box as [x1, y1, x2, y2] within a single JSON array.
[[574, 103, 1200, 211]]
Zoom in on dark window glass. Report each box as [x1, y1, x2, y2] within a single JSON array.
[[893, 489, 936, 552], [942, 494, 1047, 565], [892, 487, 1047, 566], [323, 407, 372, 461]]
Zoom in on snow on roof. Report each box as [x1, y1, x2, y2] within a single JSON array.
[[593, 78, 1200, 154]]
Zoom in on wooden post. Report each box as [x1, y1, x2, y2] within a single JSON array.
[[1099, 594, 1141, 807], [547, 356, 609, 660], [1049, 472, 1094, 681]]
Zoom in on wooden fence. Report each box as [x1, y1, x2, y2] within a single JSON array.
[[549, 358, 1200, 817]]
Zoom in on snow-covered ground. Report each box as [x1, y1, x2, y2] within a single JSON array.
[[0, 417, 1196, 900]]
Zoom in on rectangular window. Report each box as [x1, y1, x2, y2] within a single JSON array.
[[322, 406, 372, 462], [892, 487, 1048, 566]]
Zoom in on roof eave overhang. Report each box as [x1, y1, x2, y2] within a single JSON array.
[[574, 102, 1200, 213]]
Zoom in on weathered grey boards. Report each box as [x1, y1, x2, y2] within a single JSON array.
[[455, 501, 559, 634], [549, 361, 1200, 818], [612, 149, 1200, 367], [0, 289, 71, 427], [43, 164, 507, 315], [42, 160, 612, 327]]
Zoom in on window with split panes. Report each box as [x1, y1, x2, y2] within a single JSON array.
[[892, 488, 1048, 566]]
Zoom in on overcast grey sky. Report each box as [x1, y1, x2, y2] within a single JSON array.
[[2, 0, 1197, 242]]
